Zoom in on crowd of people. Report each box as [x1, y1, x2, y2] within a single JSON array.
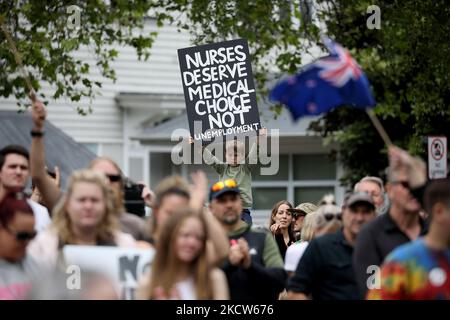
[[0, 95, 449, 300]]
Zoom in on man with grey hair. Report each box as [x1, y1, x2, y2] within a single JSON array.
[[354, 176, 389, 215], [353, 146, 428, 298]]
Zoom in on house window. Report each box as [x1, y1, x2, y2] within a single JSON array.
[[293, 154, 336, 180], [150, 153, 179, 187], [252, 187, 288, 210], [251, 153, 338, 226], [294, 186, 335, 205], [252, 154, 289, 181], [129, 157, 144, 182]]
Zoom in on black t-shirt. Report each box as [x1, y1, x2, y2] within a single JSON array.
[[274, 232, 296, 261], [287, 229, 361, 300]]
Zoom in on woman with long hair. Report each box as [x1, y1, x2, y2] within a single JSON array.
[[28, 169, 136, 267], [269, 200, 296, 260], [136, 209, 229, 300]]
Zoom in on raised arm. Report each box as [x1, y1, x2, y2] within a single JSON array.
[[189, 170, 229, 266], [30, 94, 62, 211], [189, 136, 224, 174], [247, 127, 266, 165]]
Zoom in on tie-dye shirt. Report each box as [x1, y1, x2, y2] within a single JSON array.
[[368, 238, 450, 300]]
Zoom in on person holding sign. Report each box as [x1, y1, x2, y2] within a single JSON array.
[[190, 128, 266, 225], [136, 209, 229, 300], [27, 170, 137, 268]]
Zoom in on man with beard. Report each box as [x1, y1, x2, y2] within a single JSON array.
[[286, 192, 376, 300], [209, 179, 286, 300]]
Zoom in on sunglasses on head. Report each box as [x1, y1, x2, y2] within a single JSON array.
[[106, 174, 122, 182], [211, 179, 237, 192], [324, 213, 342, 221], [5, 226, 37, 242]]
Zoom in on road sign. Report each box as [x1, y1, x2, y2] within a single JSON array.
[[428, 136, 447, 179]]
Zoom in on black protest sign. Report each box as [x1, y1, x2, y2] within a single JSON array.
[[178, 39, 261, 145]]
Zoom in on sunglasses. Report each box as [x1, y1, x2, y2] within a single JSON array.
[[291, 211, 307, 218], [5, 226, 37, 242], [106, 174, 122, 182], [324, 213, 342, 221], [392, 181, 410, 189], [211, 179, 237, 192]]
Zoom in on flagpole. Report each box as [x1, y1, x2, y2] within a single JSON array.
[[0, 16, 35, 98], [366, 108, 393, 147]]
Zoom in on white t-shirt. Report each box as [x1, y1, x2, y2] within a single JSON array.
[[27, 199, 51, 232], [284, 241, 309, 272], [175, 277, 196, 300]]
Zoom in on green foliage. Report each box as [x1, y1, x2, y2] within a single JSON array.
[[1, 1, 448, 186], [157, 0, 449, 187], [0, 0, 159, 114], [314, 0, 450, 186]]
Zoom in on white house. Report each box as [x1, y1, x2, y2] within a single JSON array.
[[0, 19, 344, 226]]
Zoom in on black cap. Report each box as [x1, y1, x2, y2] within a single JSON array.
[[345, 192, 375, 210], [209, 179, 240, 201]]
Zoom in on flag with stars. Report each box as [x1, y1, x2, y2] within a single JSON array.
[[269, 38, 376, 120]]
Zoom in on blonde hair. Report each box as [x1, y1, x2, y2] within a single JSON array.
[[51, 169, 119, 245], [148, 209, 212, 299], [300, 211, 317, 242]]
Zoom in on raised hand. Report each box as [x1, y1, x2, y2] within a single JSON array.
[[259, 127, 267, 136], [238, 238, 251, 269], [31, 95, 46, 130], [139, 182, 155, 208], [270, 222, 282, 235], [388, 145, 426, 188], [228, 240, 244, 266], [189, 170, 208, 212]]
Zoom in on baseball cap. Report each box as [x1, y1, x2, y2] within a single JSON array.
[[209, 179, 240, 201], [345, 192, 375, 210], [288, 203, 318, 217]]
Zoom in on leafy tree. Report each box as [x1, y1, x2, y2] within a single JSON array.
[[2, 0, 448, 187], [0, 0, 163, 114], [158, 0, 450, 187]]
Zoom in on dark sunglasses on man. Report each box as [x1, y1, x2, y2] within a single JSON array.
[[391, 180, 410, 189], [290, 210, 307, 219], [106, 174, 122, 183]]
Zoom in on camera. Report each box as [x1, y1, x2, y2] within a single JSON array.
[[123, 178, 145, 217]]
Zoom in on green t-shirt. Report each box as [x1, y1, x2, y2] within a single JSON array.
[[203, 143, 257, 208]]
